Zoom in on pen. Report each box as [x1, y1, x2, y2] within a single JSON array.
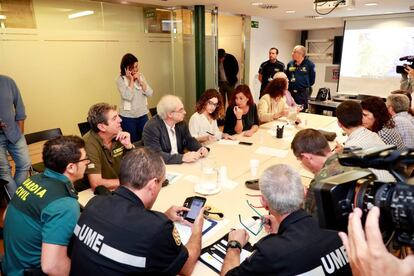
[[206, 131, 214, 136]]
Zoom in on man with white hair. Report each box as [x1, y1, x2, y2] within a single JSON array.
[[143, 95, 208, 164], [286, 45, 316, 110], [220, 164, 351, 275], [386, 94, 414, 148]]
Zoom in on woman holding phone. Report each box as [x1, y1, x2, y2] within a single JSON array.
[[116, 53, 153, 142]]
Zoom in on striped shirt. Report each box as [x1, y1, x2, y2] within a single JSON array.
[[345, 127, 395, 182]]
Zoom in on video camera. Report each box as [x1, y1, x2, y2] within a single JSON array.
[[396, 55, 414, 74], [313, 145, 414, 248]]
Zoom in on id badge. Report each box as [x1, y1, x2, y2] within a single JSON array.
[[123, 101, 132, 111]]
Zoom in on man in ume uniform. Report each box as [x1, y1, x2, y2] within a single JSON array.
[[69, 148, 204, 275]]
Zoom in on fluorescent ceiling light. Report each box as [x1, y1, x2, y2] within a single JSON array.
[[251, 2, 263, 6], [364, 2, 378, 6], [314, 16, 323, 19], [0, 15, 6, 20], [68, 10, 94, 19], [285, 10, 296, 14]]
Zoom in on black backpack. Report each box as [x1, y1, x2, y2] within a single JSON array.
[[316, 87, 331, 101]]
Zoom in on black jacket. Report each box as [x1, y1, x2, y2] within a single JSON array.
[[142, 115, 202, 164]]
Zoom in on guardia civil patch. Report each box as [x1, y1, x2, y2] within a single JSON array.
[[172, 225, 181, 246]]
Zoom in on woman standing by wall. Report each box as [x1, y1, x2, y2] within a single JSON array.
[[116, 53, 153, 142]]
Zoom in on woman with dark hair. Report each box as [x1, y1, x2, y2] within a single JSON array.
[[116, 53, 153, 142], [257, 77, 289, 123], [189, 89, 231, 142], [223, 84, 259, 136], [361, 96, 405, 150]]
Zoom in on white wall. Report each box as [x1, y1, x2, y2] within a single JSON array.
[[249, 17, 300, 102], [308, 28, 344, 96], [218, 14, 243, 86]]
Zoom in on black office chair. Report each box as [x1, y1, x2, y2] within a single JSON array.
[[149, 107, 157, 117], [78, 121, 91, 136], [25, 128, 63, 175], [0, 178, 11, 203]]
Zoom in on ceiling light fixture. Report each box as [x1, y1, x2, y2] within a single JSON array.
[[68, 10, 94, 19], [285, 10, 296, 14], [251, 2, 263, 6], [258, 4, 278, 9], [364, 2, 378, 6]]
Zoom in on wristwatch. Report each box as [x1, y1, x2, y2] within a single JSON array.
[[227, 240, 242, 252]]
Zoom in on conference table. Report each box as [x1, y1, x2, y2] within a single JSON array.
[[77, 113, 339, 275]]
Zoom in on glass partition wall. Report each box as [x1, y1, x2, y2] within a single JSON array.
[[0, 0, 218, 134]]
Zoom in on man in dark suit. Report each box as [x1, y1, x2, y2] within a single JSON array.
[[218, 49, 239, 107], [142, 95, 209, 164]]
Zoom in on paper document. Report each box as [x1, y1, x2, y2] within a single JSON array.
[[217, 139, 239, 145], [255, 146, 288, 158], [199, 233, 254, 274], [175, 218, 227, 245]]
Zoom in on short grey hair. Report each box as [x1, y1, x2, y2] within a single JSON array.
[[273, 71, 288, 80], [386, 94, 410, 113], [293, 45, 306, 57], [259, 164, 304, 215], [157, 95, 183, 120]]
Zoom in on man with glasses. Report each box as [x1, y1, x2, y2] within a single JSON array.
[[3, 136, 87, 276], [291, 129, 354, 219], [221, 164, 351, 275], [70, 148, 205, 275], [82, 103, 135, 191], [143, 95, 208, 164]]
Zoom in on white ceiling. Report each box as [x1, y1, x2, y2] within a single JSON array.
[[123, 0, 413, 21]]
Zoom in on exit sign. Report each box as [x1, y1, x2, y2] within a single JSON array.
[[251, 21, 259, 28]]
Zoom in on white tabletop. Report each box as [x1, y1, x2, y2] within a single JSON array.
[[77, 113, 338, 275]]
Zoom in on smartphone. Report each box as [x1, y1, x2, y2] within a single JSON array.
[[182, 196, 206, 223], [239, 141, 253, 146]]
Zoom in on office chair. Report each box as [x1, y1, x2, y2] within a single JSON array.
[[78, 121, 91, 136], [0, 178, 11, 203], [25, 128, 63, 175], [149, 107, 157, 117]]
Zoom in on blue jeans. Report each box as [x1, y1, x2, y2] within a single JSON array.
[[0, 133, 31, 197], [120, 114, 148, 143]]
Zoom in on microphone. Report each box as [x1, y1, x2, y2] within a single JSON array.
[[399, 55, 414, 61]]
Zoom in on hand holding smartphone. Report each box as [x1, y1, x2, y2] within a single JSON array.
[[182, 196, 206, 223]]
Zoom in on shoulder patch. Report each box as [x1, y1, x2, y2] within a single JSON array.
[[172, 225, 181, 246]]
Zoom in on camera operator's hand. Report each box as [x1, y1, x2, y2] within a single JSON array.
[[339, 207, 414, 276], [404, 65, 414, 78]]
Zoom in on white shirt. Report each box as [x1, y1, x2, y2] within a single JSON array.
[[189, 112, 222, 140], [164, 121, 178, 154]]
